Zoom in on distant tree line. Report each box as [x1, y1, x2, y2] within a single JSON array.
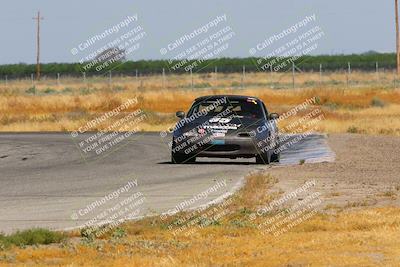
[[0, 53, 396, 78]]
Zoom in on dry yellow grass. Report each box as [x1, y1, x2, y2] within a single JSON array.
[[1, 72, 400, 135], [1, 172, 400, 266]]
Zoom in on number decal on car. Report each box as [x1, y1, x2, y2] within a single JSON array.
[[209, 117, 232, 123]]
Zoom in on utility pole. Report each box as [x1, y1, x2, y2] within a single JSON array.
[[83, 72, 87, 85], [33, 11, 44, 81], [396, 0, 400, 75], [109, 70, 112, 88], [57, 73, 60, 86], [346, 62, 351, 87], [292, 62, 295, 89], [162, 68, 166, 89], [242, 65, 245, 89], [190, 68, 193, 90], [319, 63, 322, 85]]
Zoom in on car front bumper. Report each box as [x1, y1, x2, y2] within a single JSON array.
[[173, 134, 267, 158]]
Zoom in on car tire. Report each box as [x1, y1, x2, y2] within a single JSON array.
[[171, 153, 196, 164], [270, 136, 280, 163], [271, 150, 280, 163], [271, 143, 280, 163], [255, 152, 270, 164]]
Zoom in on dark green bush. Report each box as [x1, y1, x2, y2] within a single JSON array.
[[347, 126, 359, 133], [0, 228, 65, 249], [43, 88, 56, 94], [371, 97, 385, 108], [25, 87, 36, 94]]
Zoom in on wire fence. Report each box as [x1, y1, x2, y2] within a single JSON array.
[[1, 62, 399, 92]]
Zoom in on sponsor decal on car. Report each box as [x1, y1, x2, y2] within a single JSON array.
[[203, 124, 241, 130], [208, 117, 232, 123], [205, 117, 242, 131]]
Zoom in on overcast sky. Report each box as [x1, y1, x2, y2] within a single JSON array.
[[0, 0, 395, 64]]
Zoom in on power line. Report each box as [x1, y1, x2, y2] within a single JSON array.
[[32, 11, 44, 80]]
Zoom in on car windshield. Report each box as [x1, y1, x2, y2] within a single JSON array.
[[187, 98, 264, 119]]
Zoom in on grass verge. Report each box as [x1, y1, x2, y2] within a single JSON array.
[[1, 173, 400, 266]]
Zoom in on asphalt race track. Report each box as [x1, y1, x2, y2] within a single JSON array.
[[0, 132, 335, 233]]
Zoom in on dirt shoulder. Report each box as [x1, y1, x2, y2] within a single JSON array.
[[269, 133, 400, 209]]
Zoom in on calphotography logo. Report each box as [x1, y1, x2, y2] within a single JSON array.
[[250, 14, 325, 72], [70, 179, 145, 237], [69, 97, 149, 161], [159, 14, 236, 72], [160, 179, 227, 219], [71, 14, 147, 73]]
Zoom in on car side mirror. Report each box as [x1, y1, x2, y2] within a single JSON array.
[[176, 111, 185, 119], [269, 113, 279, 120]]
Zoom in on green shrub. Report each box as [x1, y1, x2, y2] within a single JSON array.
[[43, 88, 56, 94], [112, 228, 126, 239], [62, 87, 73, 94], [80, 227, 95, 241], [80, 87, 92, 95], [314, 96, 321, 105], [304, 81, 316, 86], [25, 87, 36, 94], [329, 80, 342, 85], [239, 207, 253, 215], [231, 81, 241, 87], [371, 97, 385, 108], [347, 126, 359, 133], [113, 86, 125, 92], [0, 228, 64, 249], [193, 82, 211, 88]]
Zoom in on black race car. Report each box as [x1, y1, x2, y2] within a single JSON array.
[[171, 95, 280, 164]]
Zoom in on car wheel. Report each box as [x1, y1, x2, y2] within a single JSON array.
[[271, 144, 280, 163], [255, 152, 270, 164], [270, 136, 280, 163], [171, 153, 195, 164], [271, 150, 280, 163]]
